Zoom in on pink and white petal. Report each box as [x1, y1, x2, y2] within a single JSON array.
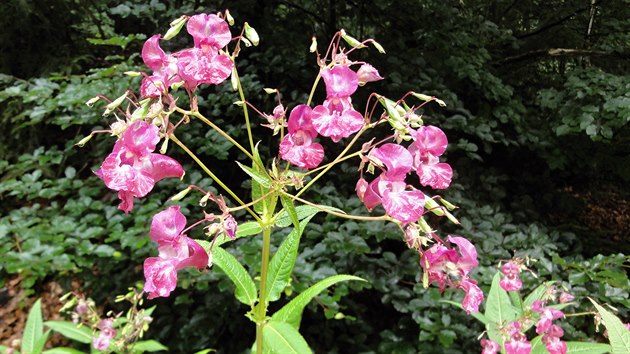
[[204, 53, 233, 85], [362, 176, 384, 211], [176, 237, 210, 270], [418, 162, 453, 189], [120, 121, 160, 156], [370, 143, 413, 173], [140, 75, 167, 98], [143, 257, 179, 299], [447, 236, 479, 273], [459, 279, 484, 314], [287, 104, 316, 137], [117, 190, 135, 214], [141, 35, 166, 71], [279, 133, 324, 169], [410, 125, 448, 156], [149, 153, 184, 181], [382, 188, 424, 223], [321, 66, 358, 98], [150, 206, 187, 243], [187, 14, 232, 49]]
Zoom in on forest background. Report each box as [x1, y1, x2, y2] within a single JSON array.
[[1, 0, 629, 352]]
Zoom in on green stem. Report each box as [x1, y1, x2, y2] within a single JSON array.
[[306, 72, 321, 106], [296, 125, 367, 198], [233, 66, 256, 154], [281, 190, 390, 222], [174, 107, 254, 161], [170, 134, 262, 224], [255, 222, 272, 353]]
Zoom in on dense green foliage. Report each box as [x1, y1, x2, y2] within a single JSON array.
[[1, 0, 629, 353]]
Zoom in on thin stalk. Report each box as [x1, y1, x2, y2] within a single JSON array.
[[255, 223, 272, 353], [174, 107, 254, 161], [233, 66, 256, 153], [281, 190, 390, 222], [170, 134, 262, 224]]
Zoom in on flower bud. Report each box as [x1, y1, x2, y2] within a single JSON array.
[[104, 92, 129, 116], [170, 186, 192, 202], [199, 192, 211, 207], [230, 67, 238, 91], [86, 96, 100, 107], [263, 87, 277, 94], [123, 71, 142, 77], [159, 138, 169, 154], [244, 22, 259, 46], [357, 64, 383, 86], [309, 36, 317, 53], [225, 10, 235, 26], [370, 40, 386, 54], [75, 134, 93, 147], [163, 15, 187, 40], [340, 29, 366, 48]]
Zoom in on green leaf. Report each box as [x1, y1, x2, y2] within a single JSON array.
[[44, 321, 93, 344], [523, 281, 555, 309], [272, 274, 366, 328], [33, 329, 51, 354], [485, 273, 518, 346], [588, 298, 630, 354], [195, 222, 263, 250], [265, 215, 315, 303], [275, 204, 345, 228], [213, 247, 257, 306], [251, 144, 267, 214], [439, 300, 489, 324], [22, 299, 43, 354], [129, 340, 169, 352], [565, 342, 613, 353], [42, 348, 87, 354], [280, 195, 300, 231], [236, 161, 271, 188], [262, 320, 312, 354]]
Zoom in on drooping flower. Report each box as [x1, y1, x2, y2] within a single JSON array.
[[358, 144, 425, 223], [92, 318, 116, 351], [532, 300, 565, 334], [500, 261, 523, 292], [480, 339, 500, 354], [95, 121, 184, 213], [558, 291, 575, 303], [542, 325, 567, 354], [140, 35, 180, 98], [408, 125, 453, 189], [279, 104, 325, 169], [320, 65, 358, 99], [311, 97, 364, 142], [356, 63, 383, 86], [144, 206, 209, 299], [420, 236, 484, 312]]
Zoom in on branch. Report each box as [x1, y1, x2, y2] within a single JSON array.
[[496, 48, 630, 66], [514, 1, 602, 40]]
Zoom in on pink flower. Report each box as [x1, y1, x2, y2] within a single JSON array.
[[559, 292, 575, 303], [409, 126, 453, 189], [357, 64, 383, 86], [504, 335, 532, 354], [279, 105, 325, 169], [140, 35, 180, 97], [359, 144, 425, 223], [144, 206, 209, 299], [92, 318, 116, 351], [542, 325, 567, 354], [176, 47, 233, 90], [223, 214, 238, 239], [186, 14, 232, 50], [95, 121, 184, 213], [500, 261, 522, 292], [480, 339, 500, 354], [460, 278, 484, 314], [311, 98, 364, 142], [532, 300, 565, 334], [321, 65, 358, 98]]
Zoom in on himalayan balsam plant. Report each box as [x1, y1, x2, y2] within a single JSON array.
[[75, 11, 629, 354]]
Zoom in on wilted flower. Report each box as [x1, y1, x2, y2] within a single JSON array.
[[357, 63, 383, 86]]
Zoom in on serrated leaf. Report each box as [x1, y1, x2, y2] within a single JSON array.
[[272, 275, 366, 328], [280, 195, 300, 231], [42, 348, 86, 354], [262, 320, 312, 354], [589, 298, 630, 354], [275, 204, 345, 228], [33, 329, 51, 354], [22, 299, 43, 354], [439, 300, 489, 324], [251, 144, 267, 214], [485, 273, 518, 346], [236, 161, 271, 188], [44, 321, 93, 344], [266, 215, 315, 303], [213, 247, 257, 306], [129, 340, 168, 352], [566, 341, 612, 353]]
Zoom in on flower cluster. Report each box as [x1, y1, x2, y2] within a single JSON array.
[[500, 261, 523, 292], [95, 120, 184, 213], [143, 206, 209, 299], [419, 236, 484, 313], [504, 321, 532, 354], [92, 318, 116, 351], [141, 13, 233, 97], [279, 61, 382, 169], [533, 300, 567, 354]]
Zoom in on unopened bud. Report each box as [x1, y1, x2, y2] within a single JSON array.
[[164, 15, 187, 40], [244, 22, 259, 46], [170, 187, 192, 201], [170, 81, 184, 91], [340, 29, 366, 48], [233, 100, 244, 106], [230, 68, 238, 91], [263, 87, 277, 94], [371, 40, 386, 54], [104, 92, 129, 116], [131, 98, 151, 121], [75, 134, 93, 147], [225, 10, 235, 26], [123, 71, 142, 77], [334, 312, 345, 320], [357, 64, 383, 86], [309, 36, 317, 53], [417, 217, 433, 235], [199, 192, 211, 207], [159, 138, 169, 154], [86, 96, 100, 107], [240, 37, 252, 47], [439, 198, 457, 211]]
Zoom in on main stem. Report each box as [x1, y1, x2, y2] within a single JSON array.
[[255, 222, 272, 353]]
